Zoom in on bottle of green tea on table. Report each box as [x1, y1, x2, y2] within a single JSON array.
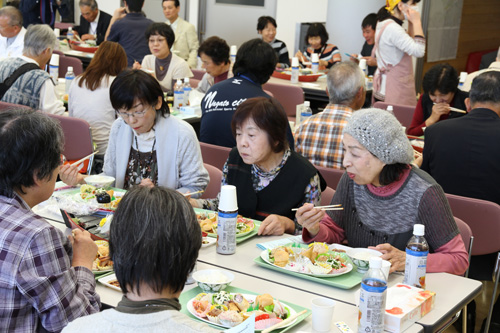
[[403, 224, 429, 289]]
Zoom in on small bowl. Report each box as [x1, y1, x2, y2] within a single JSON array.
[[347, 248, 383, 273], [192, 269, 234, 292], [84, 175, 115, 189]]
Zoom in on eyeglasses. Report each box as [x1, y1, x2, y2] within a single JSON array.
[[116, 103, 149, 119]]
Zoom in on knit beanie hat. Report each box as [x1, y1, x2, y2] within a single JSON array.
[[344, 108, 413, 165]]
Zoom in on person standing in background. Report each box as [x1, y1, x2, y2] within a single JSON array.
[[372, 0, 425, 106], [162, 0, 199, 68], [350, 13, 377, 76], [0, 6, 25, 59], [19, 0, 70, 28], [105, 0, 153, 67], [257, 16, 290, 69], [73, 0, 111, 45]]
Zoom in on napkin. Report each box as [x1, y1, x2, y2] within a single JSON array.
[[256, 235, 305, 250]]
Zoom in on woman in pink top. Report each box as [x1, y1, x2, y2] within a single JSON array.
[[296, 108, 468, 275]]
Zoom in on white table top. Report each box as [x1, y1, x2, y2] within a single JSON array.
[[267, 76, 327, 93]]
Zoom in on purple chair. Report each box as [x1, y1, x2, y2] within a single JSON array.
[[373, 101, 415, 129], [200, 142, 231, 171], [0, 101, 32, 112], [320, 186, 335, 206], [201, 163, 222, 199], [191, 69, 206, 80], [58, 56, 83, 78], [262, 81, 304, 121], [314, 164, 345, 190]]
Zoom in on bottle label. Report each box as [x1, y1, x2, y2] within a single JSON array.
[[291, 66, 299, 83], [311, 62, 319, 74], [403, 249, 428, 289], [65, 77, 74, 94], [174, 90, 183, 109], [359, 280, 387, 333], [216, 211, 237, 255]]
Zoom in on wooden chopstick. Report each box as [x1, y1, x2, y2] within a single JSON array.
[[183, 190, 204, 197], [291, 204, 342, 212], [413, 149, 422, 157], [449, 107, 467, 114], [262, 309, 307, 333], [320, 207, 344, 211], [71, 151, 98, 166]]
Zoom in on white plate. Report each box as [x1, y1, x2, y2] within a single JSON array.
[[260, 249, 353, 277], [186, 293, 297, 330], [201, 237, 216, 248], [98, 273, 121, 292]]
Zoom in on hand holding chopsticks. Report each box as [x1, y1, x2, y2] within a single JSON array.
[[71, 151, 99, 167], [292, 204, 342, 212], [183, 190, 204, 197]]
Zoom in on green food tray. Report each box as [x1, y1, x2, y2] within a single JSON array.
[[194, 208, 261, 244], [253, 246, 363, 290], [179, 285, 311, 332]]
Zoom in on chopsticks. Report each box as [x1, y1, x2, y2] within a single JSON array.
[[449, 106, 467, 114], [183, 190, 204, 197], [71, 151, 98, 166], [291, 204, 342, 212], [262, 309, 307, 333], [413, 149, 422, 157]]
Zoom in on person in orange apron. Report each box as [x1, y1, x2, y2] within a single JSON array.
[[372, 0, 426, 106]]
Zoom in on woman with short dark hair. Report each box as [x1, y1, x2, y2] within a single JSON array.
[[196, 36, 232, 93], [407, 63, 469, 136], [297, 108, 468, 275], [63, 186, 219, 332], [133, 22, 192, 91], [61, 69, 208, 193], [257, 16, 290, 68], [193, 97, 324, 236], [295, 23, 341, 69]]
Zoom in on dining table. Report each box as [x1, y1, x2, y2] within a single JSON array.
[[35, 190, 481, 333]]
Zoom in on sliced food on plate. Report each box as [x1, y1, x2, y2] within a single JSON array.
[[92, 240, 113, 273], [196, 211, 255, 237]]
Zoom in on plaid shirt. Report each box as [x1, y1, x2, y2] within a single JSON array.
[[0, 194, 100, 332], [295, 104, 353, 169]]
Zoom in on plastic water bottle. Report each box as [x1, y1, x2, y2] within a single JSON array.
[[291, 57, 299, 84], [217, 185, 238, 255], [49, 54, 59, 85], [311, 53, 319, 74], [301, 101, 313, 124], [65, 66, 75, 94], [230, 45, 237, 65], [403, 224, 429, 289], [458, 72, 467, 90], [183, 77, 192, 107], [359, 58, 368, 77], [67, 27, 74, 41], [386, 105, 394, 114], [358, 257, 387, 333], [173, 79, 184, 110]]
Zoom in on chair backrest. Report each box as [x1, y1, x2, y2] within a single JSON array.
[[314, 164, 345, 190], [465, 48, 497, 73], [446, 193, 500, 256], [262, 81, 304, 119], [263, 89, 274, 97], [0, 101, 31, 112], [199, 141, 231, 171], [201, 163, 222, 199], [52, 50, 64, 56], [454, 217, 473, 278], [191, 69, 206, 80], [58, 56, 83, 78], [373, 101, 415, 128], [190, 78, 200, 88], [47, 114, 94, 174], [321, 186, 336, 206]]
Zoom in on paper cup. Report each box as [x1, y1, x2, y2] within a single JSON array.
[[218, 185, 238, 212], [311, 53, 319, 62], [311, 297, 336, 332], [381, 259, 391, 279]]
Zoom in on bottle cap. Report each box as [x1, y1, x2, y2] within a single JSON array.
[[176, 79, 182, 84], [311, 53, 319, 62], [230, 45, 237, 56], [359, 58, 367, 70], [369, 257, 382, 269], [68, 27, 72, 32], [218, 185, 238, 211], [185, 77, 190, 83], [413, 224, 425, 236], [291, 57, 299, 67], [304, 101, 310, 107], [54, 28, 60, 37], [386, 105, 393, 112], [67, 66, 73, 72], [50, 54, 59, 66]]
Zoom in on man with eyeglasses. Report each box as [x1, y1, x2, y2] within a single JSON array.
[[105, 0, 153, 66], [73, 0, 111, 45]]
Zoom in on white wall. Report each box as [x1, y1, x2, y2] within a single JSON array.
[[325, 0, 385, 56], [275, 0, 328, 55]]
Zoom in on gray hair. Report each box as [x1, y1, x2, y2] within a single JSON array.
[[79, 0, 98, 10], [23, 24, 56, 57], [326, 61, 365, 105], [0, 6, 23, 27]]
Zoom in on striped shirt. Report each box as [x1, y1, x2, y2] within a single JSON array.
[[304, 43, 341, 69], [269, 38, 290, 68], [295, 104, 353, 169]]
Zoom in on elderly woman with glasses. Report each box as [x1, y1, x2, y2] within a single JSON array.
[[60, 69, 208, 195]]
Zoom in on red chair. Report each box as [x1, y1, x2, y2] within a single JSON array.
[[58, 55, 83, 78], [199, 142, 231, 171], [191, 69, 206, 80], [262, 81, 304, 121], [320, 186, 335, 206], [47, 114, 95, 174], [373, 101, 415, 129], [201, 163, 222, 199], [465, 49, 497, 73], [314, 164, 345, 190]]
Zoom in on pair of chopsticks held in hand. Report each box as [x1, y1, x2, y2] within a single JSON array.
[[291, 204, 343, 212], [65, 151, 99, 167]]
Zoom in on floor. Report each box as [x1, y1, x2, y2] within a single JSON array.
[[445, 280, 499, 332]]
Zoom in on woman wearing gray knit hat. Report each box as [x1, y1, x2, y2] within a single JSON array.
[[297, 108, 468, 275]]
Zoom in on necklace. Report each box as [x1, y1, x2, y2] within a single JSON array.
[[134, 134, 157, 184]]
